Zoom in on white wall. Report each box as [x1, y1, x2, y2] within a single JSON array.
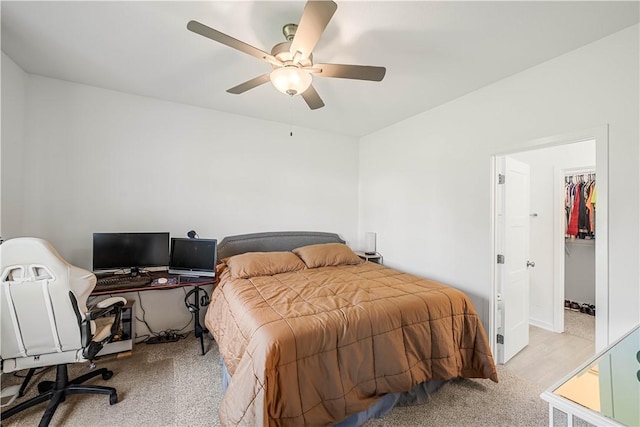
[[510, 140, 595, 330], [1, 53, 27, 239], [3, 25, 639, 347], [359, 25, 639, 344], [20, 75, 359, 268], [564, 239, 595, 305], [3, 73, 359, 335]]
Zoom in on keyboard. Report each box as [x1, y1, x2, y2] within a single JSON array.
[[94, 275, 152, 292]]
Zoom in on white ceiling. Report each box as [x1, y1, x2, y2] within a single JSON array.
[[2, 1, 638, 137]]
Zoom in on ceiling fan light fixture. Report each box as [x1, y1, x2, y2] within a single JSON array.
[[270, 66, 312, 96]]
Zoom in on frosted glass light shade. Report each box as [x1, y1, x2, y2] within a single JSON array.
[[270, 66, 312, 96]]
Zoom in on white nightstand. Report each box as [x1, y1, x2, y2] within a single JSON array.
[[355, 251, 383, 265]]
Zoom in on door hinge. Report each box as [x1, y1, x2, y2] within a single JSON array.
[[498, 174, 505, 184], [497, 334, 504, 344], [497, 254, 505, 264]]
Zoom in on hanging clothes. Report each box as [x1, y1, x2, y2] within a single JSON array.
[[565, 174, 595, 239], [586, 181, 596, 234], [566, 182, 581, 237], [578, 182, 590, 238]]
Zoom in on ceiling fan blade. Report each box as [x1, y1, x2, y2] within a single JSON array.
[[227, 74, 271, 94], [310, 63, 386, 81], [187, 20, 281, 66], [289, 1, 337, 62], [301, 84, 325, 110]]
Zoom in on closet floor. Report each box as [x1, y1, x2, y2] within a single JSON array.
[[503, 311, 595, 390]]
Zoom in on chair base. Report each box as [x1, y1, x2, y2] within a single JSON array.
[[0, 364, 117, 427]]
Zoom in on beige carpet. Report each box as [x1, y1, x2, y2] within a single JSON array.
[[2, 336, 547, 426], [564, 309, 596, 342], [2, 336, 223, 427], [367, 367, 547, 426]]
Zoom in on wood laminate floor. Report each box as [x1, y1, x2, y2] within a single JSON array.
[[504, 311, 595, 390]]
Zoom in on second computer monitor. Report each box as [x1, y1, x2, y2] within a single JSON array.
[[168, 238, 217, 278]]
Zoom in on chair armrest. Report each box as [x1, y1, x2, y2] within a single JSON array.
[[86, 297, 127, 320], [96, 296, 127, 309], [81, 297, 127, 361]]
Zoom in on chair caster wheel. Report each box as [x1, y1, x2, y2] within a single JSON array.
[[102, 370, 114, 380], [109, 393, 118, 405]]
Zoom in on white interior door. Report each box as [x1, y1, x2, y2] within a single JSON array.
[[500, 157, 531, 363]]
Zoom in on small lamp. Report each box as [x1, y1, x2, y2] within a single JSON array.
[[365, 232, 377, 255]]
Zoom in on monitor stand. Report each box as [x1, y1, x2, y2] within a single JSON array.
[[179, 275, 202, 283]]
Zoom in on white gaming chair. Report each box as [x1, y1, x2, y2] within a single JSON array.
[[0, 237, 127, 426]]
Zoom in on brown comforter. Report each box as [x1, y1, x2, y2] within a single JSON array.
[[205, 261, 498, 426]]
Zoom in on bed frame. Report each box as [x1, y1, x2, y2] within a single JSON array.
[[217, 231, 345, 260], [214, 231, 446, 426]]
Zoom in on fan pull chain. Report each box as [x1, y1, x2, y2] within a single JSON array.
[[289, 95, 294, 136]]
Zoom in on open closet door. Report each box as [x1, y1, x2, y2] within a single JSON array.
[[499, 157, 531, 363]]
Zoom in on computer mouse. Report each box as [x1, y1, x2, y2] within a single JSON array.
[[157, 277, 168, 285]]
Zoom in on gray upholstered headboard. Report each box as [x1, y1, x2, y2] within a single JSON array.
[[217, 231, 345, 260]]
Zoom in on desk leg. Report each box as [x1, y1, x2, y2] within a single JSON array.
[[192, 286, 209, 355]]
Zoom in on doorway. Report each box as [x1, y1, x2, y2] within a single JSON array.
[[490, 126, 609, 364]]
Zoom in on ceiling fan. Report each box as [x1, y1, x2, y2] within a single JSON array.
[[187, 0, 386, 110]]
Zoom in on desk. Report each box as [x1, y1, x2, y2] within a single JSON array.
[[91, 271, 216, 355], [541, 325, 640, 426], [91, 271, 216, 295]]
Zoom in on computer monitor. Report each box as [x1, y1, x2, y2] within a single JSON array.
[[93, 232, 170, 274], [168, 238, 217, 278]]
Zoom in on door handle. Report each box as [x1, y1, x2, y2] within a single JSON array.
[[527, 261, 536, 268]]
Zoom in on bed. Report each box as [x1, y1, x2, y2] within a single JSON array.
[[205, 231, 498, 426]]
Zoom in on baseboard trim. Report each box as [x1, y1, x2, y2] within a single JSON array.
[[529, 318, 555, 332]]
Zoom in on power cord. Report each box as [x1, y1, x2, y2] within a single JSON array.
[[143, 330, 187, 344], [135, 291, 193, 344], [134, 291, 158, 335]]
